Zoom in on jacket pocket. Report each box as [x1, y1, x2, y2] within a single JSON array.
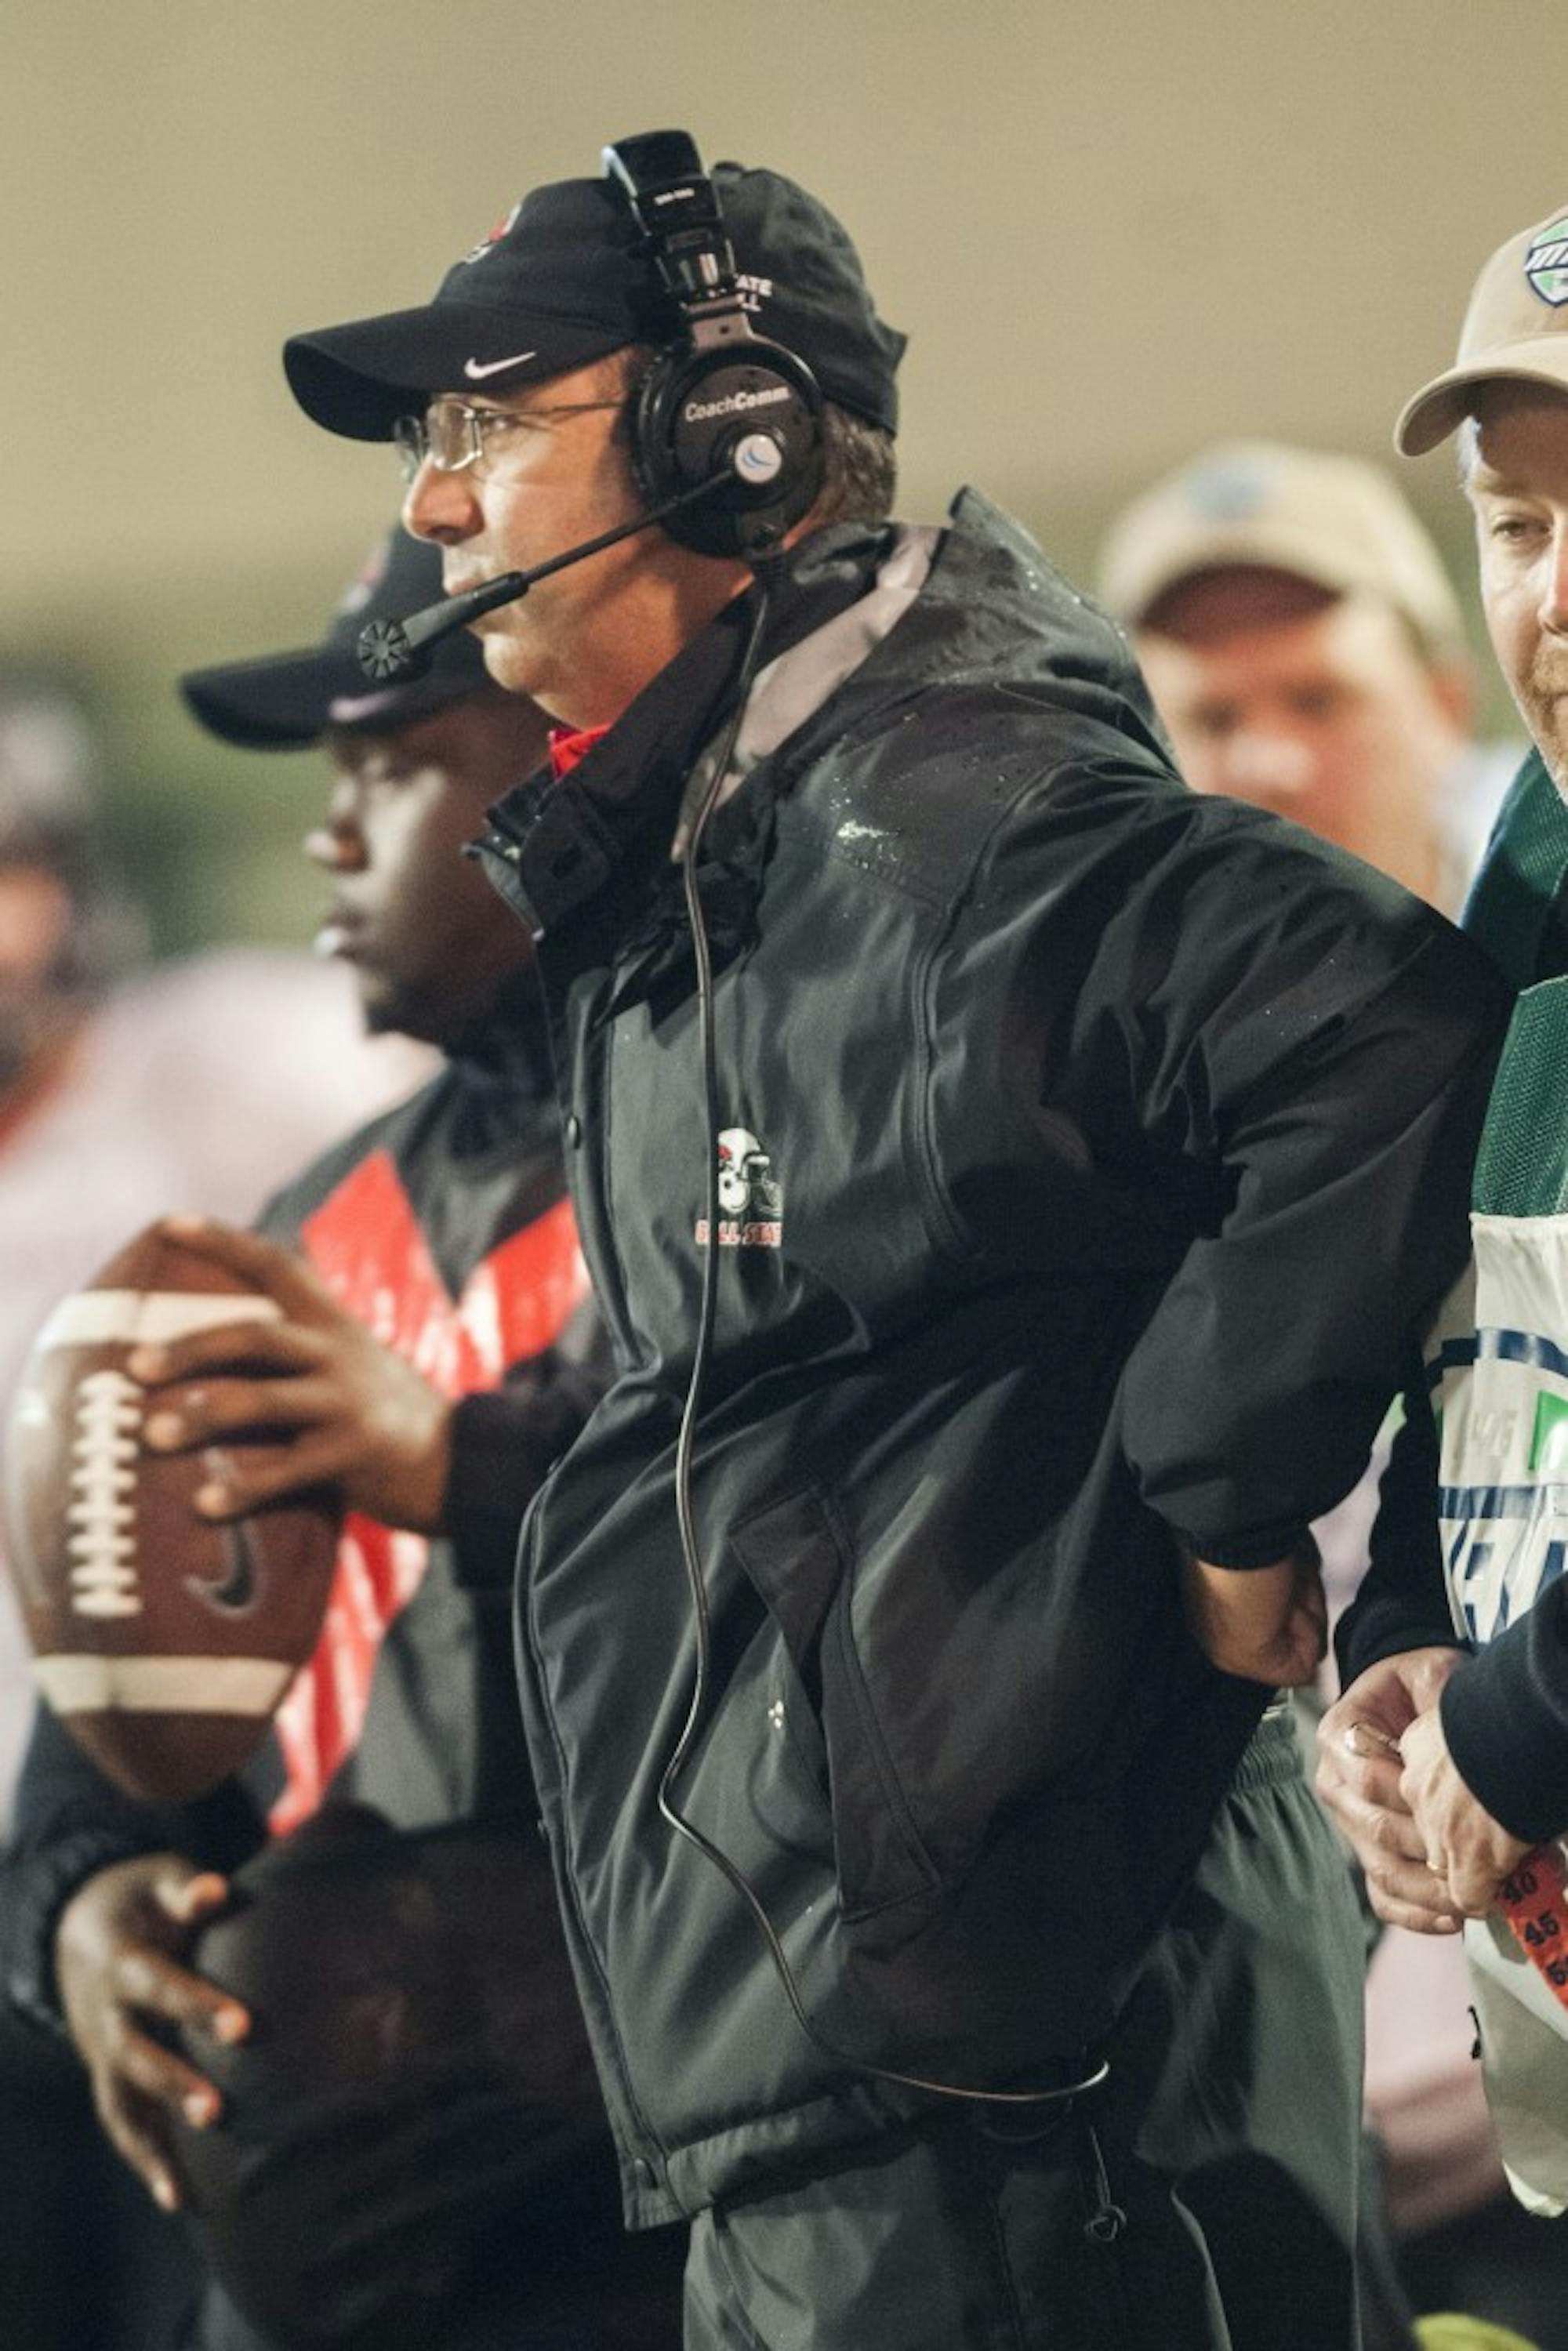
[[730, 1485, 939, 1922]]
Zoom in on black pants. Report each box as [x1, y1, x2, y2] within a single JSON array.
[[0, 2009, 202, 2351], [183, 2190, 688, 2351], [685, 1711, 1367, 2350], [166, 1809, 685, 2351]]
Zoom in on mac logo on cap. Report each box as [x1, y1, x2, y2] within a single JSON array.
[[1525, 220, 1568, 308]]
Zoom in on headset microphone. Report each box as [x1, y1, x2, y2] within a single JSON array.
[[356, 463, 742, 684], [358, 575, 525, 685]]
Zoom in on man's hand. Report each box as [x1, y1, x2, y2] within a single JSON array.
[[1182, 1543, 1327, 1688], [129, 1214, 452, 1532], [1316, 1648, 1465, 1932], [55, 1854, 250, 2211], [1399, 1703, 1533, 1917]]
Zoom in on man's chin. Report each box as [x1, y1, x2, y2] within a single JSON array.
[[477, 627, 572, 716], [357, 978, 412, 1039], [358, 981, 454, 1053]]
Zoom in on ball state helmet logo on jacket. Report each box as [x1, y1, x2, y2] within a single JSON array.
[[696, 1127, 783, 1250]]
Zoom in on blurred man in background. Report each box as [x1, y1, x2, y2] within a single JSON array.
[[1098, 441, 1510, 913], [0, 664, 428, 2351], [3, 532, 684, 2350], [0, 671, 426, 1826]]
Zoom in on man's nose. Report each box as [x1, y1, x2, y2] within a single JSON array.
[[304, 782, 368, 871], [1541, 522, 1568, 637], [1214, 725, 1316, 804], [403, 459, 480, 545]]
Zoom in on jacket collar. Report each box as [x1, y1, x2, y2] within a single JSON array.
[[478, 521, 891, 956], [477, 490, 1171, 981], [1461, 746, 1568, 992]]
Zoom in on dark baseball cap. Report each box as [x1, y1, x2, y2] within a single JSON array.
[[283, 147, 906, 445], [180, 528, 488, 750]]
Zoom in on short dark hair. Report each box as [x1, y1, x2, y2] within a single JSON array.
[[815, 401, 897, 528]]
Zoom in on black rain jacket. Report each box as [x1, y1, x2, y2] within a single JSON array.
[[477, 491, 1510, 2226]]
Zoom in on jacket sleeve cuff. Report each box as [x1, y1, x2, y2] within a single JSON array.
[[1175, 1521, 1310, 1570], [1334, 1599, 1464, 1692], [5, 1828, 153, 2040], [1440, 1585, 1568, 1845]]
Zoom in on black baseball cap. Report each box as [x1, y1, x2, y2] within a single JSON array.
[[180, 528, 488, 750], [284, 147, 906, 445]]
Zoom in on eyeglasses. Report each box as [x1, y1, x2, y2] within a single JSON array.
[[394, 397, 622, 484]]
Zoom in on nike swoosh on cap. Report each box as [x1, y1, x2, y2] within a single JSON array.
[[463, 350, 538, 380]]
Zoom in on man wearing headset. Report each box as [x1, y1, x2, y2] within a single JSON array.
[[280, 138, 1509, 2348]]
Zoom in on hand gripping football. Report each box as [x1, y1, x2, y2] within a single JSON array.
[[3, 1223, 341, 1802]]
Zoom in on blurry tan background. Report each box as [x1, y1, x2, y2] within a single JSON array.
[[1, 0, 1559, 947]]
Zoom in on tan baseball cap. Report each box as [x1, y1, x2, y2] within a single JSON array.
[[1097, 441, 1465, 655], [1396, 205, 1568, 455]]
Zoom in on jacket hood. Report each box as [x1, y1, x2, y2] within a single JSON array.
[[814, 487, 1174, 775]]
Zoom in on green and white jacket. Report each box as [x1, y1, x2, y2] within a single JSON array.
[[1345, 749, 1568, 2211]]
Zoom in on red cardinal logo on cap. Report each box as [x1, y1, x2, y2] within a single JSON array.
[[462, 200, 522, 266]]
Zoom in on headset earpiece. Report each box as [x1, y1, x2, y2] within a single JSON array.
[[604, 131, 825, 563], [630, 338, 822, 560]]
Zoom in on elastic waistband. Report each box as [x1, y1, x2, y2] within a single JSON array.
[[1228, 1699, 1305, 1794]]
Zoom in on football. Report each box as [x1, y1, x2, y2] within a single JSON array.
[[3, 1221, 340, 1803]]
